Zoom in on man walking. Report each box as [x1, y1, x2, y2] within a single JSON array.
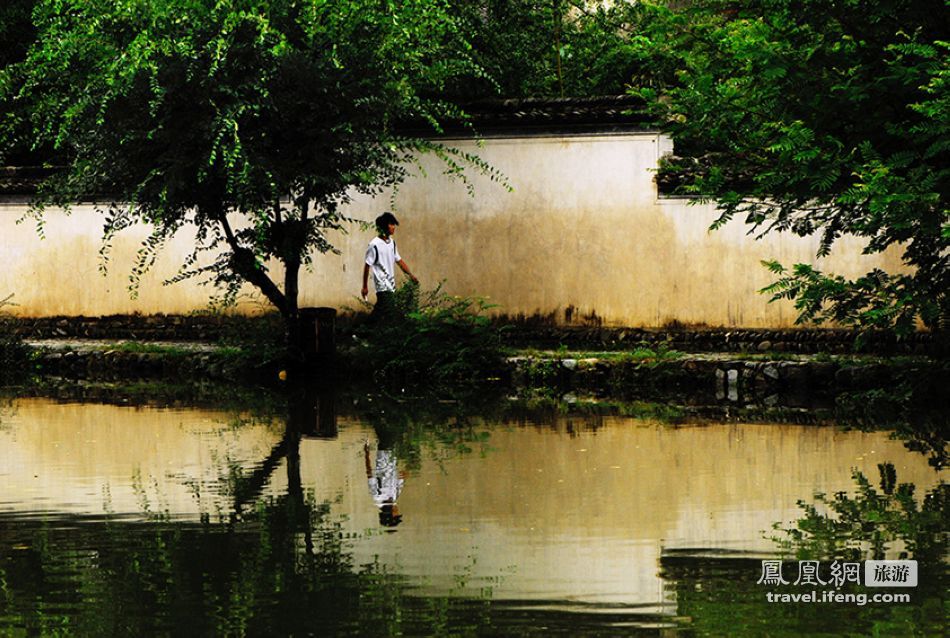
[[361, 212, 418, 318]]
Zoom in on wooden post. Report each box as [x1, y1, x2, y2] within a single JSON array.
[[298, 307, 336, 363]]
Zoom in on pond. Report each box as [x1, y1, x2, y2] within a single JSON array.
[[0, 393, 945, 636]]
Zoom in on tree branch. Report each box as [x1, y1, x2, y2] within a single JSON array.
[[215, 207, 289, 316]]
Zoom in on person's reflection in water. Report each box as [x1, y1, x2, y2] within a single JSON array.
[[364, 431, 405, 528]]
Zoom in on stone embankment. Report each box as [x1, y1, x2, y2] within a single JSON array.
[[8, 315, 943, 408], [22, 339, 943, 412], [508, 353, 941, 409], [11, 314, 264, 342], [501, 323, 941, 356], [10, 314, 944, 355], [28, 341, 263, 382]]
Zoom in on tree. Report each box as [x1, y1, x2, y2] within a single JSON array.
[[0, 0, 35, 71], [445, 0, 658, 99], [2, 0, 497, 357], [632, 0, 949, 338], [0, 0, 48, 166]]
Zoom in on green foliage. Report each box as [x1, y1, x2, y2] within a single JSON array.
[[11, 377, 288, 413], [513, 342, 690, 402], [0, 0, 47, 165], [760, 261, 933, 338], [511, 394, 689, 422], [632, 0, 950, 336], [448, 0, 658, 98], [773, 464, 948, 567], [353, 281, 505, 387], [100, 341, 196, 356], [620, 340, 683, 366], [0, 330, 32, 381], [0, 294, 36, 383], [510, 342, 683, 364], [2, 0, 500, 338], [0, 0, 34, 68]]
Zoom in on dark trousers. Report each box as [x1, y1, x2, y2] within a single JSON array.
[[370, 291, 395, 322]]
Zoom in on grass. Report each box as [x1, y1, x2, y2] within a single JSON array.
[[81, 341, 245, 359], [97, 342, 195, 356], [508, 344, 685, 364]]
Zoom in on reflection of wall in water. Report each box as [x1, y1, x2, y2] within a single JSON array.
[[0, 399, 282, 517], [0, 133, 905, 327], [1, 403, 941, 605], [333, 416, 940, 604]]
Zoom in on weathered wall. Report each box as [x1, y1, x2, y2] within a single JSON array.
[[0, 132, 905, 326]]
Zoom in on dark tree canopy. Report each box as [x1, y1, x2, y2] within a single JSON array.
[[0, 0, 47, 165], [448, 0, 659, 99], [633, 0, 949, 336]]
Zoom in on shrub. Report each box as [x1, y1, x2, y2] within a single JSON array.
[[0, 294, 35, 382], [352, 281, 505, 387]]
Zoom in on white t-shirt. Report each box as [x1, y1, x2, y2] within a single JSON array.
[[368, 450, 404, 506], [364, 236, 401, 292]]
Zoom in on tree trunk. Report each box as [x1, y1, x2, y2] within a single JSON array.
[[284, 252, 302, 361]]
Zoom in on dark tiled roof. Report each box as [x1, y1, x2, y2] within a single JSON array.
[[0, 166, 57, 196], [457, 95, 650, 133]]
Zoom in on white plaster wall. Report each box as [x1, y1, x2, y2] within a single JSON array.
[[0, 132, 905, 327]]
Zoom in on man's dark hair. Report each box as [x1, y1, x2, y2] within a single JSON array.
[[375, 211, 399, 234]]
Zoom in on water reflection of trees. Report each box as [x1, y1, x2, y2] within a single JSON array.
[[835, 362, 949, 470], [0, 383, 505, 636], [773, 463, 948, 565], [661, 552, 946, 637], [0, 500, 500, 635], [3, 382, 947, 635], [7, 384, 692, 635], [661, 463, 947, 636]]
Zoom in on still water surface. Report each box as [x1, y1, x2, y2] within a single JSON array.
[[0, 397, 944, 635]]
